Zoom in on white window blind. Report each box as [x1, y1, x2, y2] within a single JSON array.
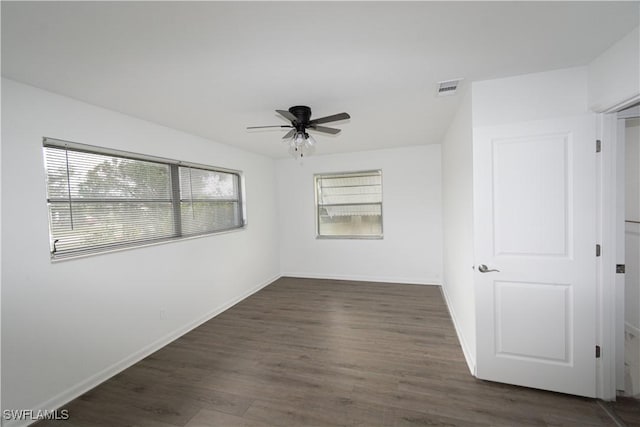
[[179, 166, 242, 236], [315, 170, 383, 238], [43, 138, 245, 258]]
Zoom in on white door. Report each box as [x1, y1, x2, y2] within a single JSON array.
[[473, 115, 597, 397]]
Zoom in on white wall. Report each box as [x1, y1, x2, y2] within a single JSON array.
[[1, 79, 280, 421], [588, 26, 640, 112], [277, 146, 442, 285], [473, 66, 589, 128], [441, 89, 476, 373]]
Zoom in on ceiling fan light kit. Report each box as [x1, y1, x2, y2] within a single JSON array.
[[247, 105, 350, 159], [288, 131, 316, 159]]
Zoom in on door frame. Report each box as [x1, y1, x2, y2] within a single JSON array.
[[597, 95, 640, 400]]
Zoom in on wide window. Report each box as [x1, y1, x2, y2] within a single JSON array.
[[314, 170, 383, 238], [43, 138, 245, 259]]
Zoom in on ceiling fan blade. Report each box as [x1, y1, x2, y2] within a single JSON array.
[[308, 125, 341, 135], [309, 112, 350, 125], [246, 125, 293, 129], [276, 109, 298, 123], [282, 129, 295, 139]]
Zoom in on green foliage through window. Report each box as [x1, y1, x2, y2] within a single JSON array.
[[43, 138, 245, 258]]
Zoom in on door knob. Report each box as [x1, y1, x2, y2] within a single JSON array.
[[478, 264, 500, 273]]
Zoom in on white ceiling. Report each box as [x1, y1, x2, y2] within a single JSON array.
[[2, 2, 638, 158]]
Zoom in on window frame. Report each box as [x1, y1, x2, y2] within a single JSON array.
[[42, 137, 247, 260], [314, 169, 384, 240]]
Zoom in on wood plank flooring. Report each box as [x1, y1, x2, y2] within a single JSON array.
[[36, 277, 627, 426], [603, 397, 640, 426]]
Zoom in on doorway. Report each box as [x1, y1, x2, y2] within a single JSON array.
[[620, 106, 640, 398]]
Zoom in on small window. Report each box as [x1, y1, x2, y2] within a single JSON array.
[[43, 138, 246, 259], [314, 170, 383, 239]]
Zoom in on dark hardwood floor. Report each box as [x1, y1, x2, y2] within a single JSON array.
[[603, 397, 640, 427], [37, 277, 627, 426]]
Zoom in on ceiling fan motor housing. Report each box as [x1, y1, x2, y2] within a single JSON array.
[[289, 105, 312, 130]]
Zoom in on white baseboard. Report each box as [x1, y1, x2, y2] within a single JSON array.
[[440, 285, 476, 376], [280, 271, 441, 286], [3, 274, 281, 427]]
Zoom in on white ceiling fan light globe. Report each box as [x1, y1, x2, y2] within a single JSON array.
[[294, 132, 306, 147], [306, 134, 316, 146]]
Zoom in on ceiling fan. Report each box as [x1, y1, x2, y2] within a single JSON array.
[[247, 105, 350, 158]]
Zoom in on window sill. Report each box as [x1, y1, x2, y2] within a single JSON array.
[[315, 235, 383, 240], [50, 224, 248, 262]]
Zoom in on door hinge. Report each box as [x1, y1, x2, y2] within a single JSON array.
[[596, 139, 602, 153], [596, 244, 601, 257], [617, 264, 626, 274], [596, 345, 601, 358]]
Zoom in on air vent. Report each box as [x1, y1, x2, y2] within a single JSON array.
[[437, 79, 463, 96]]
